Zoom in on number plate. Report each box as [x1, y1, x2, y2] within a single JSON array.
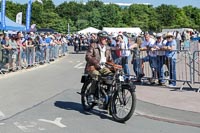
[[119, 76, 124, 82]]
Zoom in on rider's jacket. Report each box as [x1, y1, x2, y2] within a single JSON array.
[[85, 43, 112, 73]]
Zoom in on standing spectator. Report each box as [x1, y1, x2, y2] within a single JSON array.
[[49, 35, 56, 61], [61, 34, 68, 55], [26, 37, 35, 67], [153, 33, 167, 85], [0, 32, 4, 70], [114, 36, 122, 65], [174, 31, 182, 50], [40, 34, 47, 64], [109, 33, 118, 62], [185, 30, 191, 41], [45, 32, 51, 63], [34, 35, 42, 63], [16, 36, 27, 69], [74, 35, 80, 53], [140, 33, 156, 82], [56, 34, 62, 57], [117, 34, 130, 76], [1, 35, 11, 68], [148, 38, 158, 84], [130, 39, 144, 82], [163, 32, 177, 87], [9, 35, 18, 71]]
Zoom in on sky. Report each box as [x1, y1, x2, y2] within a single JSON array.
[[11, 0, 200, 8]]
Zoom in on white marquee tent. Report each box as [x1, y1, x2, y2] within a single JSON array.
[[78, 27, 100, 34], [162, 28, 194, 34], [103, 27, 142, 36]]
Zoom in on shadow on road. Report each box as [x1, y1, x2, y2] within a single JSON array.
[[54, 101, 114, 122]]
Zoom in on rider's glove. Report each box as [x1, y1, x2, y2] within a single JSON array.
[[95, 64, 101, 70]]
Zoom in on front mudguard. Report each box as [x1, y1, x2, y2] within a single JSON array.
[[121, 82, 136, 92]]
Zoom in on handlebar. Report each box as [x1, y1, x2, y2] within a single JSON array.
[[105, 62, 122, 71]]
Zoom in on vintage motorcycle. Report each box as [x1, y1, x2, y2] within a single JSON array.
[[80, 62, 136, 123]]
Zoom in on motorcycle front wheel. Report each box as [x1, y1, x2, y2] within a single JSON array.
[[110, 85, 136, 123]]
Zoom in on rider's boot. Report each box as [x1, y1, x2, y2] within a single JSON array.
[[88, 80, 97, 103]]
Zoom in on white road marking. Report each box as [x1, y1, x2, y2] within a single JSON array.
[[14, 122, 30, 132], [38, 127, 46, 131], [0, 123, 5, 126], [74, 62, 83, 68], [26, 121, 37, 128], [14, 121, 37, 132], [74, 62, 85, 69], [38, 117, 66, 128], [0, 111, 5, 118], [77, 66, 85, 69]]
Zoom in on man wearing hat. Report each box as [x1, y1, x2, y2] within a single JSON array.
[[153, 33, 167, 85], [163, 32, 177, 87], [85, 31, 113, 102]]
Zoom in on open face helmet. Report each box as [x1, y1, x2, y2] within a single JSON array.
[[97, 31, 109, 38]]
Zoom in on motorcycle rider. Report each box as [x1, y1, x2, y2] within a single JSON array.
[[85, 31, 113, 102]]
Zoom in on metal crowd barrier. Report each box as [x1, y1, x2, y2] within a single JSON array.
[[193, 50, 200, 92], [111, 43, 200, 92], [134, 50, 193, 88], [0, 43, 68, 74]]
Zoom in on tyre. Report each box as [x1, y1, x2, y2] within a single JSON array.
[[110, 85, 136, 123], [81, 81, 96, 111]]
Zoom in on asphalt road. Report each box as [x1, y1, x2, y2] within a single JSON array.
[[0, 47, 199, 133]]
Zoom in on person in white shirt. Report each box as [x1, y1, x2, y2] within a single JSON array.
[[117, 34, 130, 75], [140, 33, 156, 83], [85, 31, 113, 102], [152, 33, 166, 85]]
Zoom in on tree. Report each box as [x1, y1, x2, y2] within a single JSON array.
[[31, 1, 44, 26], [99, 4, 123, 28], [41, 0, 55, 12], [183, 6, 200, 30], [156, 4, 179, 28], [127, 4, 158, 31], [87, 8, 102, 28], [6, 1, 25, 21], [55, 1, 85, 22], [85, 0, 104, 11]]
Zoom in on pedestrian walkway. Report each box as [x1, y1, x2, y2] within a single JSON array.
[[136, 83, 200, 113]]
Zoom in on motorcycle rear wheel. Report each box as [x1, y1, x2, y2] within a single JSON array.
[[81, 81, 96, 111]]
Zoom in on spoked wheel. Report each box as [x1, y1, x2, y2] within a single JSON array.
[[81, 81, 96, 111], [110, 85, 136, 123]]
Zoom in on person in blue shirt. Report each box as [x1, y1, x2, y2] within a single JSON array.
[[163, 32, 177, 87]]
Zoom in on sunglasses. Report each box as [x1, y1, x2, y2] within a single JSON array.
[[101, 37, 107, 40]]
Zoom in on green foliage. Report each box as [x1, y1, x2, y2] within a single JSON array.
[[87, 8, 101, 28], [2, 1, 200, 33], [99, 4, 123, 28], [85, 0, 104, 11]]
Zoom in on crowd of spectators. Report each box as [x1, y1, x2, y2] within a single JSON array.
[[104, 29, 199, 87], [1, 29, 199, 88], [0, 31, 69, 73]]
